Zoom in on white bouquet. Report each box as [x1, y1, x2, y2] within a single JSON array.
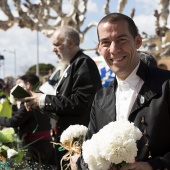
[[53, 124, 88, 170], [82, 120, 142, 170], [60, 124, 88, 145]]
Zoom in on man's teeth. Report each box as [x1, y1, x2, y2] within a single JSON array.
[[113, 57, 124, 61]]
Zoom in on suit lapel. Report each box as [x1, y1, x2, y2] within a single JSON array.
[[129, 60, 158, 119], [112, 65, 156, 121], [130, 83, 157, 114], [56, 65, 71, 90], [108, 80, 117, 121]]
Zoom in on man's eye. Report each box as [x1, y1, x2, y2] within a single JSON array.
[[54, 43, 60, 47], [118, 38, 127, 43], [101, 42, 110, 47]]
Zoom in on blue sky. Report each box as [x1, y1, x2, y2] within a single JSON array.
[[0, 0, 168, 78]]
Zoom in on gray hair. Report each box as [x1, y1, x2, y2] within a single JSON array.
[[54, 26, 80, 46]]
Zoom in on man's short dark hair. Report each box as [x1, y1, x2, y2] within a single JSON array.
[[97, 13, 139, 40], [20, 74, 39, 86]]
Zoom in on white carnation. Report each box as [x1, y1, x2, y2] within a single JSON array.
[[60, 124, 88, 143], [82, 139, 110, 170], [56, 124, 88, 169], [7, 148, 18, 159], [82, 120, 142, 170]]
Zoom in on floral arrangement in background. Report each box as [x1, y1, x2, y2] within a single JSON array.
[[53, 124, 88, 170], [82, 120, 143, 170], [0, 128, 24, 169], [0, 127, 58, 169]]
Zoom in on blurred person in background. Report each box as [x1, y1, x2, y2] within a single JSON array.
[[0, 78, 12, 118], [0, 74, 56, 166]]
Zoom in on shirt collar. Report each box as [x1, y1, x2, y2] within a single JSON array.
[[116, 61, 141, 89]]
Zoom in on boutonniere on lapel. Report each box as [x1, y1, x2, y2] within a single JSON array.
[[63, 72, 68, 78], [62, 65, 70, 78], [56, 65, 71, 90], [140, 96, 145, 104]]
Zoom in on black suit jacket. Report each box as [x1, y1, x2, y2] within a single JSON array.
[[80, 61, 170, 170], [43, 50, 102, 137]]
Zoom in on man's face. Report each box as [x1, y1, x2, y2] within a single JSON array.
[[98, 21, 142, 80], [52, 32, 71, 64]]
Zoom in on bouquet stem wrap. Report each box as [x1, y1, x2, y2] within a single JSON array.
[[52, 137, 82, 170], [52, 125, 88, 170]]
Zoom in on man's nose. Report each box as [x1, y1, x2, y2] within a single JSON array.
[[53, 47, 57, 52], [109, 41, 121, 54]]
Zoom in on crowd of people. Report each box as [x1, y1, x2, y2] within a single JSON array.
[[0, 12, 170, 170]]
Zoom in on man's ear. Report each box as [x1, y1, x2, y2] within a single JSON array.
[[135, 34, 142, 49], [69, 39, 74, 48]]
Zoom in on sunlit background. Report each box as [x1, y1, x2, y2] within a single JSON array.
[[0, 0, 168, 79]]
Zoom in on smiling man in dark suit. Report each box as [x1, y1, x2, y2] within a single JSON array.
[[70, 13, 170, 170]]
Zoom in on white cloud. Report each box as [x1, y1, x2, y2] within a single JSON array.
[[87, 0, 98, 13], [134, 0, 157, 14], [62, 0, 98, 13], [134, 14, 157, 36], [0, 10, 8, 20], [62, 1, 72, 13], [0, 25, 56, 78]]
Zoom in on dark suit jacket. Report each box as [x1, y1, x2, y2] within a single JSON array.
[[80, 60, 170, 170], [43, 50, 102, 137]]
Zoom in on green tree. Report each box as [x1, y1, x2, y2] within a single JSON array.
[[26, 63, 55, 76]]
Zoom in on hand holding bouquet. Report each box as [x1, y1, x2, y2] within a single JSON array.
[[53, 124, 88, 170]]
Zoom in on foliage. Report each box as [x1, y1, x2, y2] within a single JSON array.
[[26, 63, 55, 76], [0, 128, 15, 143], [0, 128, 24, 169]]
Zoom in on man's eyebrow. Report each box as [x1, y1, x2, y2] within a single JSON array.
[[99, 38, 109, 42], [99, 34, 129, 42], [117, 34, 129, 38]]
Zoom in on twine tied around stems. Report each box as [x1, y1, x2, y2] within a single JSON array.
[[51, 138, 82, 170]]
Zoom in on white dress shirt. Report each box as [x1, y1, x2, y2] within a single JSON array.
[[39, 65, 70, 109], [116, 62, 144, 120]]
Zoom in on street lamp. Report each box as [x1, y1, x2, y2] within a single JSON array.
[[3, 49, 16, 78], [0, 54, 5, 78], [36, 28, 39, 76]]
